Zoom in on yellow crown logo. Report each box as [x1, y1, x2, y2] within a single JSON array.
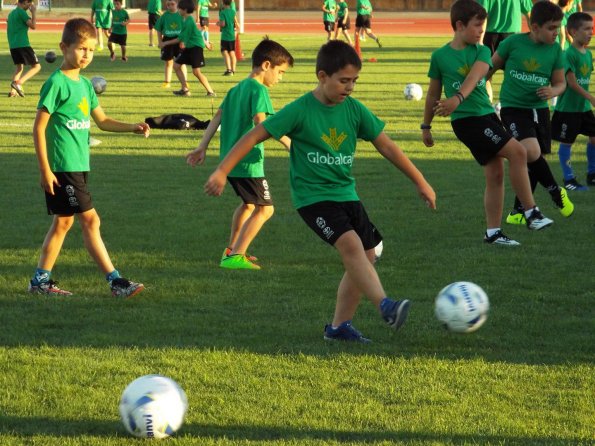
[[78, 97, 89, 117], [523, 57, 541, 72], [170, 22, 178, 29], [580, 62, 591, 77], [457, 64, 471, 77], [321, 128, 347, 151]]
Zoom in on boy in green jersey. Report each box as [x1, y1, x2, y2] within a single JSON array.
[[333, 1, 352, 45], [552, 12, 595, 189], [155, 0, 186, 88], [354, 0, 381, 47], [217, 0, 236, 75], [6, 0, 40, 98], [322, 0, 337, 41], [423, 0, 553, 246], [205, 40, 436, 343], [160, 0, 215, 97], [30, 18, 149, 298], [147, 0, 162, 47], [108, 0, 130, 62], [198, 0, 218, 44], [489, 0, 575, 224], [187, 38, 293, 270], [91, 0, 113, 51]]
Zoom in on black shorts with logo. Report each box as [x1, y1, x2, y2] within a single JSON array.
[[148, 12, 159, 29], [10, 47, 39, 65], [323, 20, 335, 32], [355, 14, 371, 29], [174, 46, 205, 69], [199, 16, 209, 27], [500, 107, 552, 154], [551, 110, 595, 143], [228, 177, 273, 206], [297, 200, 382, 248], [161, 37, 181, 60], [451, 113, 512, 165], [337, 16, 350, 30], [45, 172, 94, 215], [482, 32, 513, 55], [108, 33, 127, 46], [220, 39, 235, 52]]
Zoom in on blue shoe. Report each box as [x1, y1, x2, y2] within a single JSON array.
[[380, 298, 410, 330], [564, 178, 588, 191], [324, 321, 371, 343]]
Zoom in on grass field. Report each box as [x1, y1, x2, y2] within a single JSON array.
[[0, 32, 594, 445]]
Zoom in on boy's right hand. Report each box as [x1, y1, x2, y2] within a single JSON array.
[[186, 147, 206, 166], [204, 169, 226, 196], [41, 170, 60, 196], [422, 129, 434, 147]]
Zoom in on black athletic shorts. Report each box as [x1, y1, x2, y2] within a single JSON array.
[[323, 20, 335, 32], [148, 12, 159, 29], [228, 177, 273, 206], [174, 46, 205, 68], [10, 47, 39, 65], [451, 113, 512, 165], [297, 200, 382, 248], [551, 110, 595, 143], [108, 33, 127, 46], [500, 107, 552, 154], [45, 172, 94, 215], [355, 14, 371, 29], [160, 37, 181, 60], [199, 16, 209, 27], [337, 16, 350, 30], [220, 39, 235, 52], [482, 32, 513, 55]]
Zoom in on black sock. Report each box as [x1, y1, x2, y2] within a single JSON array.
[[528, 156, 559, 192]]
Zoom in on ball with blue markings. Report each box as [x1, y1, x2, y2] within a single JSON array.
[[119, 374, 188, 439], [435, 281, 489, 333]]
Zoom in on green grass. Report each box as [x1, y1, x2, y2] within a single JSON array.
[[0, 32, 594, 445]]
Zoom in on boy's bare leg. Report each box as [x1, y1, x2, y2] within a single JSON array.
[[192, 68, 214, 94], [229, 51, 237, 72], [121, 45, 127, 60], [11, 64, 24, 84], [332, 231, 386, 326], [174, 63, 189, 90], [483, 159, 505, 229], [223, 51, 231, 71], [498, 139, 536, 210], [343, 29, 353, 45], [96, 27, 103, 48], [77, 209, 115, 275], [228, 203, 254, 249], [36, 215, 75, 271], [164, 60, 173, 83], [13, 63, 40, 87], [230, 205, 274, 255]]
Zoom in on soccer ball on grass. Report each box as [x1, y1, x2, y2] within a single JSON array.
[[91, 76, 107, 95], [403, 83, 423, 101], [45, 51, 57, 63], [435, 281, 489, 333], [119, 374, 188, 439]]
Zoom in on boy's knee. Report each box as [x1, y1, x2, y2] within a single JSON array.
[[53, 215, 75, 233], [78, 211, 101, 230]]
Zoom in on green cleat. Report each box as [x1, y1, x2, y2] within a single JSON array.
[[220, 254, 260, 270], [505, 211, 526, 225], [221, 247, 258, 262], [553, 187, 574, 217]]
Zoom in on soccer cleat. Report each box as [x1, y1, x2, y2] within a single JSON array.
[[483, 230, 520, 246], [220, 254, 260, 270], [587, 172, 595, 186], [564, 178, 588, 191], [161, 82, 171, 88], [110, 278, 145, 298], [525, 208, 554, 230], [28, 280, 73, 296], [173, 89, 191, 96], [505, 211, 526, 225], [10, 81, 24, 97], [222, 247, 258, 262], [324, 321, 371, 343], [223, 70, 233, 76], [380, 298, 410, 330], [552, 187, 574, 217], [206, 91, 217, 97]]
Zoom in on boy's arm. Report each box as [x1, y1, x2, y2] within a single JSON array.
[[422, 78, 442, 148], [486, 52, 505, 80], [564, 70, 595, 106], [373, 132, 436, 209], [33, 108, 60, 195], [186, 109, 222, 166], [434, 60, 490, 117], [91, 106, 150, 136], [253, 112, 291, 151], [205, 123, 272, 196], [26, 3, 37, 29], [159, 37, 179, 48], [537, 68, 566, 100]]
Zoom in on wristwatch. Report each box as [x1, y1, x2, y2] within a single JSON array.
[[420, 124, 432, 130]]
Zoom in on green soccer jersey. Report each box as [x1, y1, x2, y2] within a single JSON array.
[[477, 0, 532, 33], [262, 92, 384, 209], [496, 33, 564, 109], [111, 9, 129, 35], [337, 1, 348, 18], [218, 8, 236, 41], [219, 78, 274, 178], [37, 70, 99, 173], [147, 0, 161, 14], [179, 15, 205, 48], [199, 0, 210, 18], [356, 0, 372, 16], [230, 0, 236, 12], [7, 7, 31, 49], [428, 43, 495, 121], [555, 45, 593, 113], [154, 10, 183, 38], [92, 0, 113, 29], [323, 0, 336, 22]]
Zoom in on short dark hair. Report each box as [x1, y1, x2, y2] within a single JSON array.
[[315, 40, 361, 76], [252, 37, 294, 69], [566, 11, 593, 31], [222, 0, 231, 5], [177, 0, 195, 14], [62, 18, 96, 46], [450, 0, 487, 30], [530, 1, 563, 26]]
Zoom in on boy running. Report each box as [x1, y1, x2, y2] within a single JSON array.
[[108, 0, 130, 62], [147, 0, 162, 47], [205, 40, 436, 343], [7, 0, 40, 98], [30, 18, 149, 297], [187, 38, 293, 270], [198, 0, 217, 44], [334, 0, 353, 45], [354, 0, 381, 48], [91, 0, 113, 51]]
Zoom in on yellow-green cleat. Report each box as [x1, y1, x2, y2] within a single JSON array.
[[220, 254, 260, 270], [554, 187, 574, 217], [505, 211, 526, 225]]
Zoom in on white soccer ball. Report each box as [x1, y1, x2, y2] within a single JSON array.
[[435, 281, 489, 333], [403, 83, 423, 101], [119, 374, 188, 439], [91, 76, 107, 95]]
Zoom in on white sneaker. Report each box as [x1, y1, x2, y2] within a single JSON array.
[[484, 230, 520, 246]]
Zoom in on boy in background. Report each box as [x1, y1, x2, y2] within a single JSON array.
[[7, 0, 40, 98], [147, 0, 162, 47], [91, 0, 113, 51], [552, 11, 595, 189], [160, 0, 216, 97], [489, 0, 575, 225], [108, 0, 130, 62], [205, 41, 436, 343], [198, 0, 218, 44], [334, 0, 353, 45], [31, 18, 149, 297], [155, 0, 186, 88], [354, 0, 381, 47], [322, 0, 337, 41], [217, 0, 236, 75], [423, 0, 553, 246], [186, 38, 293, 270]]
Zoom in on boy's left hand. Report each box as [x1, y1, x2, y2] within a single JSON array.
[[536, 86, 553, 100], [205, 41, 213, 50], [417, 181, 437, 210], [433, 97, 458, 117], [204, 169, 226, 196], [133, 122, 150, 137]]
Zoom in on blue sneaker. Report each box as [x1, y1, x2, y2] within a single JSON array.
[[324, 321, 371, 343], [380, 298, 410, 330]]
